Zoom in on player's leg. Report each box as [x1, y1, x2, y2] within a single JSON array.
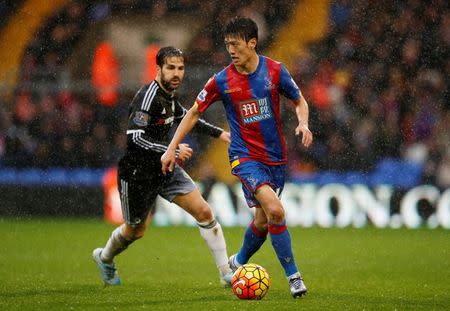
[[93, 174, 156, 285], [254, 185, 307, 298], [229, 161, 270, 271], [93, 221, 146, 286], [254, 185, 295, 274], [161, 165, 232, 286], [232, 161, 306, 297], [99, 222, 147, 264], [229, 207, 268, 271], [173, 189, 232, 282]]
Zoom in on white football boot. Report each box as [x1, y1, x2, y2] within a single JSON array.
[[92, 248, 121, 286], [228, 254, 242, 272], [219, 269, 234, 287], [287, 272, 307, 298]]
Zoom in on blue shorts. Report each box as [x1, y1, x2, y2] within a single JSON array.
[[231, 160, 286, 208]]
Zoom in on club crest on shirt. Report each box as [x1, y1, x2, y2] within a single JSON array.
[[239, 98, 272, 124], [133, 111, 149, 127], [264, 77, 275, 90]]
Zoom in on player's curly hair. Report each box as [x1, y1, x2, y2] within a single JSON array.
[[224, 17, 258, 43], [156, 46, 184, 67]]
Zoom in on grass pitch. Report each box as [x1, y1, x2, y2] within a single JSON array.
[[0, 218, 448, 310]]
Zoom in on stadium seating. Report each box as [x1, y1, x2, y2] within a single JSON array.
[[0, 0, 448, 189]]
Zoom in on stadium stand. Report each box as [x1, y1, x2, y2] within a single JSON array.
[[0, 0, 449, 190], [0, 0, 294, 170], [286, 0, 450, 189], [0, 1, 23, 28]]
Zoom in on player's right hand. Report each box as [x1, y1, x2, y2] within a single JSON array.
[[177, 143, 193, 162], [161, 147, 177, 175]]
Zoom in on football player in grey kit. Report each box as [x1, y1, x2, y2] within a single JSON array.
[[93, 47, 233, 287]]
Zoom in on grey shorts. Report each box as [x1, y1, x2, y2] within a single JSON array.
[[158, 165, 196, 201], [118, 164, 196, 227]]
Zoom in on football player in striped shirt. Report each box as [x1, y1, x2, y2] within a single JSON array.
[[162, 17, 313, 298], [93, 47, 233, 287]]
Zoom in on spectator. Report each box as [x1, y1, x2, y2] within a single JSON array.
[[1, 0, 448, 191]]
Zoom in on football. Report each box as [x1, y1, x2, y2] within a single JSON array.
[[231, 263, 270, 300]]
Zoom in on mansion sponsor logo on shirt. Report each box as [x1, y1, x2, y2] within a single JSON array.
[[239, 98, 272, 124]]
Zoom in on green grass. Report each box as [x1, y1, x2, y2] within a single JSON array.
[[0, 218, 448, 310]]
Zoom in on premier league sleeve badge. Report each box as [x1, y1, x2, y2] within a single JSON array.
[[133, 111, 149, 127]]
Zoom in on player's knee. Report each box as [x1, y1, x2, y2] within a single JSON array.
[[125, 230, 144, 241], [123, 224, 146, 241], [130, 230, 145, 240], [194, 205, 213, 223], [267, 206, 285, 224], [253, 220, 268, 232]]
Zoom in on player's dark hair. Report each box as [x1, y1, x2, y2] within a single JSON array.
[[156, 46, 184, 67], [224, 17, 258, 43]]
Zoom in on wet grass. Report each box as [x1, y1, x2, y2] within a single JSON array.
[[0, 218, 448, 310]]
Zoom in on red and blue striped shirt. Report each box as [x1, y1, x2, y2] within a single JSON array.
[[195, 55, 301, 167]]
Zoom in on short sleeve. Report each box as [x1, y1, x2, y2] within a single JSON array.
[[195, 76, 221, 113], [279, 64, 301, 101]]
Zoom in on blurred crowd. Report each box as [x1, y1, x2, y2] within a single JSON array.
[[0, 0, 449, 188], [0, 1, 21, 28], [0, 0, 292, 169], [285, 0, 450, 189]]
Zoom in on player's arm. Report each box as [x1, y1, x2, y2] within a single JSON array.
[[161, 103, 201, 174], [162, 75, 223, 173], [195, 116, 230, 142], [128, 88, 192, 160], [175, 103, 230, 143], [292, 95, 313, 148], [278, 63, 313, 148], [128, 123, 193, 163]]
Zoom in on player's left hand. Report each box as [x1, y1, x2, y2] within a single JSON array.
[[295, 124, 313, 148], [219, 131, 231, 143]]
